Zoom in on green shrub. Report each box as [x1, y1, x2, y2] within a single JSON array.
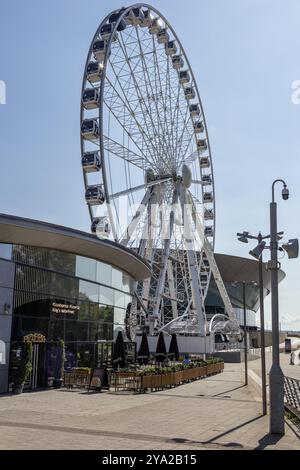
[[12, 343, 33, 386]]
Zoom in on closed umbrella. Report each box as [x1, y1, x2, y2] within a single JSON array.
[[155, 332, 167, 364], [112, 331, 126, 369], [137, 332, 150, 365], [168, 333, 179, 361]]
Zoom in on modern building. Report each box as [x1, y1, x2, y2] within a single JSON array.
[[0, 214, 150, 393], [0, 214, 285, 393]]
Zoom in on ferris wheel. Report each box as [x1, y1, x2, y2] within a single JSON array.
[[80, 4, 239, 340]]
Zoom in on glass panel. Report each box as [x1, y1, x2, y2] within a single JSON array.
[[77, 344, 94, 368], [111, 268, 123, 290], [114, 307, 125, 326], [114, 290, 125, 308], [99, 286, 114, 306], [96, 262, 112, 286], [89, 322, 99, 342], [65, 320, 77, 342], [78, 300, 90, 320], [99, 305, 113, 323], [79, 280, 99, 303], [75, 255, 97, 282], [49, 319, 64, 342], [124, 294, 132, 310], [12, 316, 49, 339], [48, 250, 76, 276], [122, 273, 132, 293], [0, 243, 12, 260], [77, 321, 89, 342], [113, 323, 125, 339], [98, 323, 113, 341]]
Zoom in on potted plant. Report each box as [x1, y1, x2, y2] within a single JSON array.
[[53, 340, 66, 389], [11, 343, 33, 395]]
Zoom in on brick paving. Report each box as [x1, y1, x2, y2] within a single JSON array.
[[0, 363, 299, 450]]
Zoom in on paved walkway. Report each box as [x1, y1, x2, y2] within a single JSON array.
[[249, 349, 300, 383], [0, 364, 299, 450]]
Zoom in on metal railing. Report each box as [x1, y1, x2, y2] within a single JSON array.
[[284, 375, 300, 416]]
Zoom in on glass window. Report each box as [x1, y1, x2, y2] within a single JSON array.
[[124, 294, 132, 310], [13, 316, 49, 339], [96, 262, 112, 286], [111, 268, 123, 290], [89, 322, 99, 342], [49, 250, 76, 276], [114, 290, 125, 309], [113, 323, 125, 339], [114, 307, 125, 326], [122, 273, 132, 293], [77, 321, 89, 342], [79, 280, 99, 303], [0, 243, 12, 260], [100, 286, 114, 306], [49, 319, 64, 342], [75, 255, 97, 282], [65, 320, 77, 342], [99, 305, 113, 323], [99, 323, 113, 341], [78, 300, 90, 320], [89, 302, 101, 322]]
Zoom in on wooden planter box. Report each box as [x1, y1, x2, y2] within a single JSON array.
[[109, 362, 224, 393], [197, 366, 206, 378], [161, 373, 175, 388], [142, 374, 162, 391], [110, 372, 142, 392], [174, 370, 183, 385], [64, 370, 90, 389]]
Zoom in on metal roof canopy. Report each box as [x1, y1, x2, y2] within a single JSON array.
[[0, 214, 151, 281]]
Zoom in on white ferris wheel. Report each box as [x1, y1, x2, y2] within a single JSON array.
[[80, 4, 240, 341]]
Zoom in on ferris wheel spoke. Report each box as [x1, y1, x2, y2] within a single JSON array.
[[120, 187, 152, 246], [114, 34, 163, 170], [134, 26, 171, 168], [110, 176, 172, 200], [104, 66, 160, 170], [175, 102, 194, 165], [102, 135, 146, 169], [151, 36, 174, 170], [178, 129, 198, 168]]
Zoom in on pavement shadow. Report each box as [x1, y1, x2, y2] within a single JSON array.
[[203, 415, 262, 447], [255, 433, 282, 450]]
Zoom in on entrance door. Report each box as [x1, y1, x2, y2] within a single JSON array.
[[26, 343, 47, 390]]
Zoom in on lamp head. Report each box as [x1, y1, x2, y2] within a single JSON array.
[[237, 231, 250, 243], [249, 241, 266, 260], [282, 185, 289, 200], [282, 239, 299, 259], [238, 236, 249, 243]]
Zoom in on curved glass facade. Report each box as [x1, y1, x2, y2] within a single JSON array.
[[0, 243, 134, 372]]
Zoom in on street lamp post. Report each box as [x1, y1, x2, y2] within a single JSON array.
[[237, 231, 269, 415], [242, 282, 248, 386], [269, 179, 288, 435], [258, 243, 267, 416]]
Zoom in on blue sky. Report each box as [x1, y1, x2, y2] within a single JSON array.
[[0, 0, 299, 329]]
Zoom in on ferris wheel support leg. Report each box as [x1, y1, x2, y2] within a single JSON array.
[[150, 187, 179, 334], [179, 185, 206, 337], [167, 260, 178, 319], [120, 188, 152, 246], [187, 193, 240, 334]]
